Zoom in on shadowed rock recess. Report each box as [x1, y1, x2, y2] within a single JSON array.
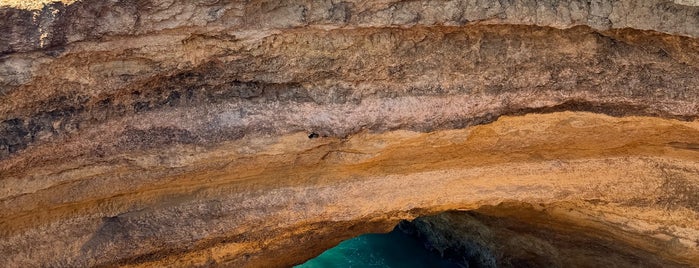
[[1, 0, 699, 267]]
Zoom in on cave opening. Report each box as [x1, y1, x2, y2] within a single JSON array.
[[296, 202, 692, 268], [295, 226, 460, 268]]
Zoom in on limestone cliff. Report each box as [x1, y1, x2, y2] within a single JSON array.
[[1, 0, 699, 267]]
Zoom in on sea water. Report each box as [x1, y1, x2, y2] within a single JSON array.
[[295, 229, 460, 268]]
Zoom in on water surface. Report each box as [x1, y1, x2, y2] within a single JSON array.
[[296, 229, 460, 268]]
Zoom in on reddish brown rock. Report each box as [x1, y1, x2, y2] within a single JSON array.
[[1, 1, 698, 267]]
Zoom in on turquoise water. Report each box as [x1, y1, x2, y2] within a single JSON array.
[[295, 229, 460, 268]]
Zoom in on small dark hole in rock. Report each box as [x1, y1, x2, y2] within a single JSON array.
[[308, 132, 320, 139]]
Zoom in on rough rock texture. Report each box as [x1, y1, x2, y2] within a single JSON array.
[[1, 0, 699, 267], [400, 203, 697, 267]]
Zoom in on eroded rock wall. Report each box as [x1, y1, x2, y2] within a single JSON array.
[[1, 0, 698, 267], [400, 203, 695, 267]]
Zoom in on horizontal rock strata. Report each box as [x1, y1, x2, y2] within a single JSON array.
[[3, 112, 699, 267], [1, 0, 698, 267]]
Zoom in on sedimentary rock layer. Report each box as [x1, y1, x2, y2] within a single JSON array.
[[4, 112, 699, 267], [1, 0, 698, 267]]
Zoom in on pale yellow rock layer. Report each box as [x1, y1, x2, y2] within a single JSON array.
[[0, 0, 76, 10]]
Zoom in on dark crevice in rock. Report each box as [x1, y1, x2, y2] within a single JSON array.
[[507, 100, 697, 122]]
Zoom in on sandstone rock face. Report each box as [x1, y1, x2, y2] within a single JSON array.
[[1, 0, 698, 267]]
